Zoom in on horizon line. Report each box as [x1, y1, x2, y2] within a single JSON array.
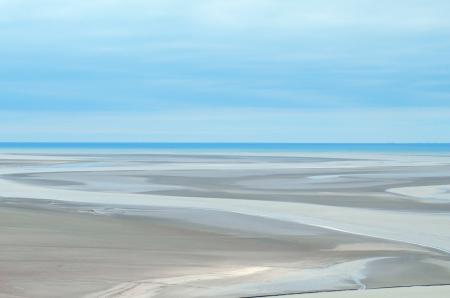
[[1, 142, 450, 145]]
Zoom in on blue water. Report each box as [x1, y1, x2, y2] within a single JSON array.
[[0, 143, 449, 153]]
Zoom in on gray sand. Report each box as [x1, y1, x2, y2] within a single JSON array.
[[0, 152, 450, 297]]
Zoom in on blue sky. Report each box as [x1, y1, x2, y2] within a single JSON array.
[[1, 0, 450, 142]]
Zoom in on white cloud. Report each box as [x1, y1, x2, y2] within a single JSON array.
[[1, 0, 450, 32], [1, 1, 449, 142], [2, 107, 450, 142]]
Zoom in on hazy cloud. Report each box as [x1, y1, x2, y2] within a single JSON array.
[[1, 1, 449, 141]]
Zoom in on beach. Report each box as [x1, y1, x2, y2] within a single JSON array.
[[0, 150, 449, 297], [3, 0, 450, 296]]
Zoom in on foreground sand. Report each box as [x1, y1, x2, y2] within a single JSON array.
[[1, 152, 450, 297], [268, 285, 450, 298]]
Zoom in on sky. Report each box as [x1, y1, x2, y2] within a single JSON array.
[[1, 0, 450, 142]]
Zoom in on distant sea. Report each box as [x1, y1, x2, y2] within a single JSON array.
[[0, 143, 449, 154]]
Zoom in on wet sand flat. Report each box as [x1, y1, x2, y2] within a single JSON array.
[[0, 152, 450, 297], [3, 199, 429, 298], [271, 285, 450, 298]]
